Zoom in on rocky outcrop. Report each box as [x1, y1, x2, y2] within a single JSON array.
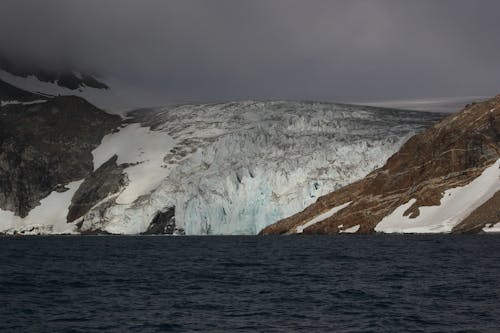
[[0, 96, 121, 217], [142, 207, 177, 235], [67, 155, 128, 222], [261, 95, 500, 235]]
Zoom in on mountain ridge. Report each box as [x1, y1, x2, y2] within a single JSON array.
[[0, 56, 108, 91], [260, 95, 500, 235]]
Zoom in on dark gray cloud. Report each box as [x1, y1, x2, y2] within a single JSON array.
[[1, 0, 500, 104]]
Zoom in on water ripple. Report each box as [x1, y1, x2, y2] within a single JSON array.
[[1, 235, 500, 332]]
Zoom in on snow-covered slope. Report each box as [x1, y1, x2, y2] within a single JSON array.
[[0, 69, 145, 114], [77, 101, 442, 235], [0, 180, 83, 235]]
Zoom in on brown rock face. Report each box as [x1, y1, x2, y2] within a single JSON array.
[[452, 190, 500, 234], [260, 95, 500, 235]]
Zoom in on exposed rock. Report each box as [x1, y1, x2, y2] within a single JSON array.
[[67, 155, 128, 222], [142, 207, 176, 235], [452, 190, 500, 234], [261, 95, 500, 235], [58, 72, 109, 90], [0, 96, 121, 217]]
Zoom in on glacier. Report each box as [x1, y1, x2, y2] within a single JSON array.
[[78, 101, 442, 235]]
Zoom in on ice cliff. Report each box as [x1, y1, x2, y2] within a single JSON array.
[[78, 101, 443, 235]]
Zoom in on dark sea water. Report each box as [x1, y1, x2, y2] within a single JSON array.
[[1, 235, 500, 333]]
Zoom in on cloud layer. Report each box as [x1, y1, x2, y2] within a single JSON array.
[[1, 0, 500, 104]]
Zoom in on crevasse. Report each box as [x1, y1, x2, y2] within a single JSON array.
[[81, 101, 440, 235]]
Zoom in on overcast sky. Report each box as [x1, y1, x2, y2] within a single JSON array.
[[1, 0, 499, 105]]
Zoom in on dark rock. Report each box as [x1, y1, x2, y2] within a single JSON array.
[[0, 56, 108, 91], [0, 96, 121, 217], [57, 72, 85, 90], [81, 74, 109, 90], [142, 207, 176, 235], [67, 155, 127, 222], [57, 73, 109, 91]]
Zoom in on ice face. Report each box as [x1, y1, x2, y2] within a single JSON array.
[[81, 101, 441, 235]]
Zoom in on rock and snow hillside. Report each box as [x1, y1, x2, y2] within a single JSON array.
[[0, 76, 444, 234], [0, 68, 125, 113], [0, 95, 121, 234], [261, 95, 500, 235], [0, 58, 113, 107], [0, 56, 108, 91], [0, 58, 152, 113]]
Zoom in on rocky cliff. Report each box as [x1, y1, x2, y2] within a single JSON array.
[[260, 95, 500, 235], [0, 95, 121, 218]]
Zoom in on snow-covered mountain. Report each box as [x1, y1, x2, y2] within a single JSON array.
[[0, 68, 128, 113], [261, 95, 500, 235], [0, 56, 108, 90], [0, 94, 121, 234], [0, 74, 444, 235], [0, 58, 163, 113], [0, 66, 450, 235]]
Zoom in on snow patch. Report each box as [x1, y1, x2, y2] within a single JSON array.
[[295, 202, 351, 233], [0, 180, 83, 234], [1, 99, 47, 107], [375, 159, 500, 233], [92, 123, 176, 204], [340, 224, 360, 233], [483, 223, 500, 233]]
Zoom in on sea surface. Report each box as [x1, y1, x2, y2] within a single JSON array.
[[1, 235, 500, 332]]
